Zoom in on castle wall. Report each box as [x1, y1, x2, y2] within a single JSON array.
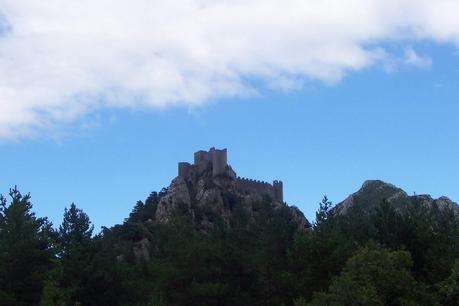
[[179, 148, 283, 202], [236, 177, 275, 198], [236, 177, 284, 202]]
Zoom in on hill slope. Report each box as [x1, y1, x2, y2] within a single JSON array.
[[334, 180, 458, 214]]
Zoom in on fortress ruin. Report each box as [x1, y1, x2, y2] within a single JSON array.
[[178, 148, 283, 203]]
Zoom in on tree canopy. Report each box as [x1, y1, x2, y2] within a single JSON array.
[[0, 188, 458, 306]]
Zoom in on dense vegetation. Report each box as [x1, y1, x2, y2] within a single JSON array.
[[1, 187, 458, 306]]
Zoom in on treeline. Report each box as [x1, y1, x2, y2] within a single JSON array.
[[0, 187, 458, 305]]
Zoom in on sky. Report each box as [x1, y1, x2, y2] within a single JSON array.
[[1, 1, 459, 230]]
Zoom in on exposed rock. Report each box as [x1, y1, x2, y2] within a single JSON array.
[[434, 196, 458, 210], [155, 177, 192, 224], [335, 180, 459, 215], [152, 148, 310, 232]]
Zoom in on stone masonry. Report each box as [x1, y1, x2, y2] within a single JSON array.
[[178, 148, 283, 203]]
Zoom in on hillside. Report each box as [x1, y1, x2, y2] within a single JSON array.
[[135, 148, 309, 232], [334, 179, 459, 215], [1, 151, 458, 306]]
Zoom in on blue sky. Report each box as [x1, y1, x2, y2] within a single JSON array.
[[2, 41, 459, 230], [1, 1, 459, 230]]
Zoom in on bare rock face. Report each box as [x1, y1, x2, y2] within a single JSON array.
[[433, 196, 458, 210], [334, 180, 459, 215], [153, 165, 309, 232], [155, 177, 192, 224]]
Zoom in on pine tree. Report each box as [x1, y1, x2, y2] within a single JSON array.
[[58, 203, 94, 305], [0, 187, 55, 306], [315, 195, 333, 227]]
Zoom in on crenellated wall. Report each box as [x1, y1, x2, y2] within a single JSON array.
[[179, 148, 283, 202], [236, 177, 283, 202]]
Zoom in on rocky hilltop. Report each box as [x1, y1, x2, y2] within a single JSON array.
[[136, 151, 457, 234], [151, 148, 309, 231], [334, 180, 459, 214]]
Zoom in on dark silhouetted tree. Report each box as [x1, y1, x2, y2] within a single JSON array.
[[0, 187, 55, 306], [58, 203, 94, 305]]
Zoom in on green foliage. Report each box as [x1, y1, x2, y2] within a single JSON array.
[[436, 259, 459, 305], [0, 187, 55, 306], [288, 196, 459, 304], [58, 203, 94, 305], [286, 196, 356, 300], [129, 191, 162, 223], [308, 243, 428, 306], [315, 195, 333, 226], [39, 276, 66, 306], [2, 186, 459, 306], [141, 198, 300, 306]]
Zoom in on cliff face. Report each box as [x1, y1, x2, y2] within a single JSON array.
[[153, 164, 310, 232], [334, 180, 459, 214]]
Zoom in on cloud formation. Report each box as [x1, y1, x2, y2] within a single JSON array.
[[403, 47, 432, 68], [1, 0, 459, 139]]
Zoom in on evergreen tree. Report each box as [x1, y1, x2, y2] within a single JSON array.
[[0, 187, 55, 306], [1, 184, 459, 306], [436, 259, 459, 306], [58, 203, 94, 305], [315, 195, 333, 226]]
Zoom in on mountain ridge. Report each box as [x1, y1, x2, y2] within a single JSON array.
[[334, 179, 458, 215]]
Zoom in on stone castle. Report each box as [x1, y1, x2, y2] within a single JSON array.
[[178, 148, 283, 203]]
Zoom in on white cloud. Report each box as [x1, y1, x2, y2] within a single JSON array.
[[403, 46, 432, 68], [1, 0, 459, 139]]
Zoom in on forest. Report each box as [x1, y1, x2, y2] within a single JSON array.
[[1, 186, 458, 306]]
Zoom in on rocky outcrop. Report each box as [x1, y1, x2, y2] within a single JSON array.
[[154, 162, 309, 232], [155, 178, 192, 224], [334, 180, 459, 215]]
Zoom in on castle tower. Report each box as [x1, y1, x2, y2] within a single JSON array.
[[194, 150, 211, 172], [273, 180, 283, 203], [194, 150, 209, 165], [211, 148, 227, 177], [178, 162, 191, 178]]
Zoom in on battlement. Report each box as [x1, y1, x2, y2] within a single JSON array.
[[179, 147, 229, 178], [178, 148, 283, 202], [236, 177, 283, 202], [236, 177, 272, 186]]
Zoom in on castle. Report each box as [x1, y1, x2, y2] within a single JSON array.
[[178, 148, 283, 203]]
